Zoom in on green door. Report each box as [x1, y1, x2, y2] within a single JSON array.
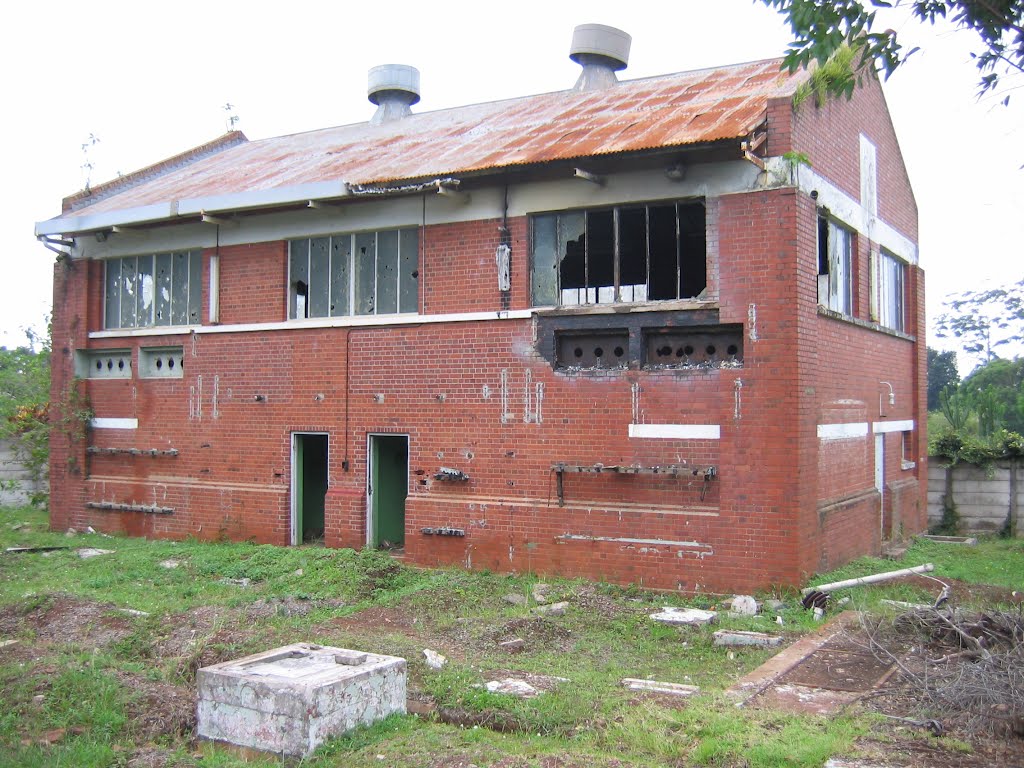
[[370, 435, 408, 549], [293, 433, 328, 544]]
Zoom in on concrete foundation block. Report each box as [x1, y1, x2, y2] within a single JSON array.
[[197, 643, 407, 757], [650, 607, 717, 626]]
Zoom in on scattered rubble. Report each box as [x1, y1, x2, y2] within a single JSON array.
[[650, 607, 717, 626], [485, 678, 540, 698], [532, 601, 568, 617], [423, 649, 447, 669], [502, 594, 527, 607], [159, 560, 180, 569], [498, 638, 525, 653]]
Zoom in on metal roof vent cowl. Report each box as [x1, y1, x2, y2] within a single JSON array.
[[570, 24, 631, 91], [368, 64, 421, 125]]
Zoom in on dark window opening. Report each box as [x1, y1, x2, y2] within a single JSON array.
[[533, 200, 706, 307], [817, 213, 853, 315]]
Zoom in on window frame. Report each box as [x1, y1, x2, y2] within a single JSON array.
[[817, 214, 854, 316], [103, 251, 202, 330], [872, 248, 905, 332], [530, 199, 707, 308], [287, 227, 418, 320]]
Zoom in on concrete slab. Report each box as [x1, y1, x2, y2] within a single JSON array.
[[197, 642, 406, 757], [621, 678, 700, 697], [650, 607, 717, 626], [713, 630, 784, 648]]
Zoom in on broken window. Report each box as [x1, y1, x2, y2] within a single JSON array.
[[104, 251, 201, 329], [531, 200, 706, 307], [289, 228, 418, 319], [817, 215, 853, 315], [872, 249, 905, 332]]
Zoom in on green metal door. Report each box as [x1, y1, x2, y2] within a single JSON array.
[[370, 435, 408, 548]]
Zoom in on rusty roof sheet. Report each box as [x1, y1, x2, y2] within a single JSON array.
[[62, 58, 798, 219]]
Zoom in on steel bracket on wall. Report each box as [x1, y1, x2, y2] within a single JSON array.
[[550, 462, 717, 506]]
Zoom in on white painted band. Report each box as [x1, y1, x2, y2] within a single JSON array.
[[91, 417, 138, 430], [629, 424, 721, 439], [873, 419, 914, 434], [817, 422, 869, 440], [556, 533, 713, 550], [89, 308, 536, 339]]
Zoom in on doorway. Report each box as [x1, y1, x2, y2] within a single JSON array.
[[291, 433, 328, 544], [367, 434, 409, 549]]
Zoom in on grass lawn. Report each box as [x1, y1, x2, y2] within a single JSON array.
[[0, 504, 1021, 767]]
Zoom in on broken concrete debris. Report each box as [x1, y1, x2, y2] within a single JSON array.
[[532, 601, 569, 617], [621, 678, 700, 697], [729, 595, 759, 616], [422, 649, 447, 669], [197, 643, 406, 758], [650, 607, 717, 626], [502, 593, 528, 607], [76, 548, 115, 559], [713, 630, 784, 648], [499, 638, 525, 652], [485, 678, 540, 698], [531, 583, 551, 604], [159, 559, 180, 569]]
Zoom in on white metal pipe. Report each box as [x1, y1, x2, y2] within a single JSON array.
[[801, 563, 934, 595]]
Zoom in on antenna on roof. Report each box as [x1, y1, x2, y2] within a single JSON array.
[[223, 102, 240, 132], [80, 133, 100, 193]]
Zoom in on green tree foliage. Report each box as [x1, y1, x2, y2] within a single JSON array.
[[934, 278, 1024, 369], [927, 347, 959, 411], [0, 329, 50, 504], [960, 357, 1024, 433], [760, 0, 1024, 103]]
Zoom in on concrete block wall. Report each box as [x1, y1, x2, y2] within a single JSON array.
[[0, 439, 45, 506], [927, 459, 1021, 534]]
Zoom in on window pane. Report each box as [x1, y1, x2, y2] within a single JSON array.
[[137, 254, 155, 327], [168, 253, 188, 324], [399, 229, 418, 313], [647, 205, 677, 300], [355, 232, 377, 315], [376, 230, 399, 315], [618, 207, 647, 299], [105, 259, 121, 329], [187, 251, 202, 325], [154, 253, 172, 325], [309, 237, 330, 318], [120, 257, 138, 328], [330, 235, 351, 317], [532, 215, 558, 306], [558, 212, 587, 306], [678, 202, 707, 298], [289, 240, 310, 319], [587, 210, 614, 294]]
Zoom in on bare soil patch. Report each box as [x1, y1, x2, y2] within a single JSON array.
[[117, 670, 195, 742], [0, 593, 134, 649]]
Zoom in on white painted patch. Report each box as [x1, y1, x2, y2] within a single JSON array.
[[872, 419, 914, 434], [90, 417, 138, 430], [629, 424, 720, 439], [816, 422, 868, 440], [860, 134, 878, 217], [556, 533, 712, 551]]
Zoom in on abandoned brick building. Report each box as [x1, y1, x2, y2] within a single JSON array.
[[37, 25, 926, 592]]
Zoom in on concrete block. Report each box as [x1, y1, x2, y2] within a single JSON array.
[[729, 595, 759, 616], [712, 630, 784, 648], [197, 643, 406, 757], [650, 607, 716, 626]]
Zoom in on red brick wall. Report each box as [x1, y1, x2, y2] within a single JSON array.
[[49, 109, 922, 592]]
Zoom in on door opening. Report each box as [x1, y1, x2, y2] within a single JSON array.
[[367, 434, 409, 550], [291, 433, 328, 545]]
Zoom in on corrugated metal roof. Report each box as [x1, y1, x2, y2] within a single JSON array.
[[57, 58, 798, 221]]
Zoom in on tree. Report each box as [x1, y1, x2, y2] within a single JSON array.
[[760, 0, 1024, 103], [960, 357, 1024, 433], [927, 347, 960, 410], [934, 278, 1024, 368]]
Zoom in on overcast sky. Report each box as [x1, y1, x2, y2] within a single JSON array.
[[3, 1, 1021, 373]]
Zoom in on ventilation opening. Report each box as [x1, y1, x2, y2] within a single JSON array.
[[556, 331, 629, 369], [644, 326, 743, 369]]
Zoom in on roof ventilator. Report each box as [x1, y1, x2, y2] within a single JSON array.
[[368, 64, 421, 125], [570, 23, 631, 91]]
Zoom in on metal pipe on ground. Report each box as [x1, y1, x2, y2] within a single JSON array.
[[801, 563, 935, 595]]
